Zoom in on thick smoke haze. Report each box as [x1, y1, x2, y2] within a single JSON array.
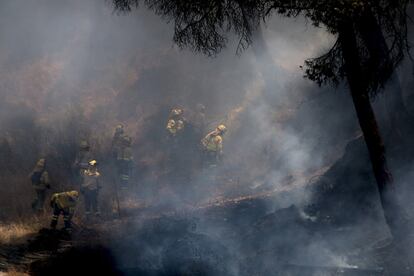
[[0, 0, 356, 200], [4, 0, 410, 275]]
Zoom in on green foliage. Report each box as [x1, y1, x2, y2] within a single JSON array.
[[301, 40, 344, 87], [112, 0, 411, 95]]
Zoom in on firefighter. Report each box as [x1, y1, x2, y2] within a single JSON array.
[[111, 124, 124, 159], [30, 158, 51, 212], [81, 160, 101, 216], [193, 104, 206, 137], [165, 108, 185, 166], [116, 135, 133, 188], [166, 108, 185, 137], [73, 140, 92, 187], [201, 124, 227, 167], [50, 190, 79, 232]]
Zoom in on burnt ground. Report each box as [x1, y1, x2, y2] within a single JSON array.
[[1, 137, 414, 275], [1, 201, 409, 276], [0, 226, 121, 276]]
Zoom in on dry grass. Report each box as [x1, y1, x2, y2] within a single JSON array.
[[0, 223, 38, 244], [0, 269, 29, 276], [0, 215, 47, 244]]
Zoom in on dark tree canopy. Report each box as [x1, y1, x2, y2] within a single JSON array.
[[113, 1, 413, 237], [113, 0, 410, 95]]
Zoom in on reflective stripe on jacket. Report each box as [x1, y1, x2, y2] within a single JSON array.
[[51, 192, 77, 211], [117, 146, 133, 161]]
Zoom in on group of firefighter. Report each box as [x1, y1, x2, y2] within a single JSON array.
[[166, 106, 227, 166], [29, 105, 227, 232]]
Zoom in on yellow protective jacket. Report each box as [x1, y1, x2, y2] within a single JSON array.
[[50, 191, 78, 212], [166, 119, 184, 135], [117, 146, 132, 161], [202, 131, 223, 153], [111, 133, 124, 157], [81, 170, 101, 191], [30, 170, 50, 191], [116, 136, 133, 161]]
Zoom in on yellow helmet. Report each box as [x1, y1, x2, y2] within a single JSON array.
[[67, 190, 79, 199], [35, 158, 46, 170], [217, 124, 227, 134], [88, 160, 97, 166], [115, 124, 124, 134], [171, 108, 184, 117]]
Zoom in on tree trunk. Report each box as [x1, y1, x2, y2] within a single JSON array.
[[357, 12, 412, 142], [339, 22, 404, 238]]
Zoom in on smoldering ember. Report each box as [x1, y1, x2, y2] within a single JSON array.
[[1, 0, 414, 275]]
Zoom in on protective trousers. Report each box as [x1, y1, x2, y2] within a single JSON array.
[[117, 160, 130, 187], [32, 189, 46, 211], [83, 189, 99, 215], [50, 205, 72, 229]]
